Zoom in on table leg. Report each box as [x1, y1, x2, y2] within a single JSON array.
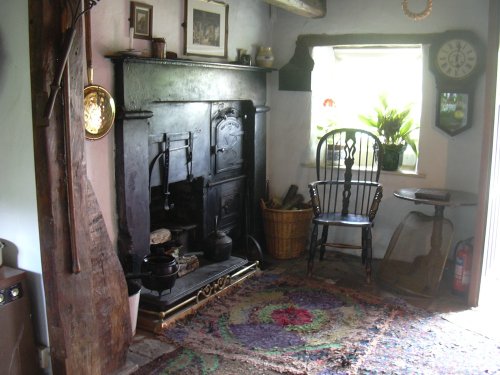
[[426, 205, 446, 293], [430, 205, 445, 253]]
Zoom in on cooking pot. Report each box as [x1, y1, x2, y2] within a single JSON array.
[[140, 254, 178, 295]]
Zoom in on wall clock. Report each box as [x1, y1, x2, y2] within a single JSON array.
[[430, 30, 485, 136], [430, 30, 484, 85]]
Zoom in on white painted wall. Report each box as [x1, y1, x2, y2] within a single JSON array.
[[0, 1, 48, 346], [268, 0, 489, 258]]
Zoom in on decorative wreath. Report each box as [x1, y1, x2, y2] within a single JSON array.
[[402, 0, 432, 21]]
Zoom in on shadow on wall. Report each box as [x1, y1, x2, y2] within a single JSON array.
[[0, 31, 5, 97], [0, 239, 19, 268]]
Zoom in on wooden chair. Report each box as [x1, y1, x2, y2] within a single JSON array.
[[307, 128, 384, 282]]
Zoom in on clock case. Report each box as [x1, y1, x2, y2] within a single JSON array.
[[429, 30, 485, 136]]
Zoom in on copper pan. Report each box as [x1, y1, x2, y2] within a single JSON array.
[[84, 9, 115, 140]]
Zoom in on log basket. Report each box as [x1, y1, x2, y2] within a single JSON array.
[[260, 199, 312, 260]]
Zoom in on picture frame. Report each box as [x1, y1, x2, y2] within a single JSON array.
[[130, 2, 153, 40], [436, 91, 473, 136], [184, 0, 228, 58]]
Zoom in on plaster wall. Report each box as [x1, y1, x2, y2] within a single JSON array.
[[87, 0, 272, 247], [0, 0, 48, 347], [268, 0, 489, 258]]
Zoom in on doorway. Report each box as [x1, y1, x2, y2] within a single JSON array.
[[455, 3, 500, 341], [477, 12, 500, 312]]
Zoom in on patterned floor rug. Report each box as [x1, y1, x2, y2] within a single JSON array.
[[135, 269, 500, 374]]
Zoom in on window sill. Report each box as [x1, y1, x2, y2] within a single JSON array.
[[301, 161, 426, 178], [381, 168, 426, 178]]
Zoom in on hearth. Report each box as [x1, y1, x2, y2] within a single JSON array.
[[111, 57, 270, 328]]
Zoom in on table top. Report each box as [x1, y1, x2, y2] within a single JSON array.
[[394, 188, 477, 207]]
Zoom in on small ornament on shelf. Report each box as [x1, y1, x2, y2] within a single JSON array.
[[255, 46, 274, 68]]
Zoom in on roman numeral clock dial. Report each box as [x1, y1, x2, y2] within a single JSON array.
[[430, 30, 484, 86], [430, 31, 484, 136], [436, 40, 477, 79]]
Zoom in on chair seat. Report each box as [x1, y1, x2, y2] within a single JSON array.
[[313, 213, 371, 227]]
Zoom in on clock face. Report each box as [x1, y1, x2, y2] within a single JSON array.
[[436, 39, 478, 80]]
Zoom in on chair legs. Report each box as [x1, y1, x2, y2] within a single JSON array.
[[362, 226, 373, 283], [307, 223, 318, 277], [308, 223, 372, 284], [319, 226, 329, 260]]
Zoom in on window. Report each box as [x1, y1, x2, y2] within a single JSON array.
[[311, 45, 423, 171]]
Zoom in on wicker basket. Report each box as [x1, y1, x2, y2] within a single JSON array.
[[260, 200, 313, 259]]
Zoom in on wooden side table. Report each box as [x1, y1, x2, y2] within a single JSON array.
[[378, 188, 477, 296]]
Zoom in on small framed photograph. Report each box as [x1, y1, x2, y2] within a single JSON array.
[[184, 0, 228, 58], [130, 2, 153, 40]]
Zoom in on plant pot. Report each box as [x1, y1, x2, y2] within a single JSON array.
[[382, 144, 405, 171]]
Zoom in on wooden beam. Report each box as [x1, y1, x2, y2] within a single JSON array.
[[28, 0, 132, 373], [263, 0, 326, 18]]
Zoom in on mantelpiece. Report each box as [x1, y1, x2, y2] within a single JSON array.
[[110, 56, 272, 108]]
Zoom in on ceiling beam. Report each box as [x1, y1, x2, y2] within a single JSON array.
[[263, 0, 326, 18]]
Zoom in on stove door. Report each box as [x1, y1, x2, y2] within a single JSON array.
[[212, 110, 245, 175], [206, 175, 245, 240]]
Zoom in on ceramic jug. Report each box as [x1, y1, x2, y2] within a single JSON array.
[[256, 46, 274, 68]]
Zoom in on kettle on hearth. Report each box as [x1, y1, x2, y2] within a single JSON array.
[[205, 216, 232, 262]]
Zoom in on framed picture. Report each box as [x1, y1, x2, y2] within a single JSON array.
[[130, 2, 153, 40], [436, 91, 473, 136], [184, 0, 228, 58]]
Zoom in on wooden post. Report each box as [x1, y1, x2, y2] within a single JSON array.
[[28, 0, 132, 373]]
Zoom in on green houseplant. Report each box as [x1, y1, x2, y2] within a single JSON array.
[[359, 95, 419, 171]]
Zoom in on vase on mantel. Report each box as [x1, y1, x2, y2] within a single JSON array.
[[256, 46, 274, 68]]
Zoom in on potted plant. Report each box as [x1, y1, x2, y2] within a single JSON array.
[[359, 95, 419, 171]]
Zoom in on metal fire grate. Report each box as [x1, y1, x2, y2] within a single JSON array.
[[378, 211, 454, 297]]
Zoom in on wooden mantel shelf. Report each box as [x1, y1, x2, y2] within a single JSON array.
[[107, 55, 275, 73]]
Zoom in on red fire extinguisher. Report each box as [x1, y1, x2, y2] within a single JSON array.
[[453, 237, 473, 294]]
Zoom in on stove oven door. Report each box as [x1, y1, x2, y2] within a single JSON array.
[[206, 175, 246, 242], [211, 104, 245, 176]]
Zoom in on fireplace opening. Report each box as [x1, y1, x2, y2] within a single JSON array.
[[112, 58, 269, 326], [147, 101, 250, 257]]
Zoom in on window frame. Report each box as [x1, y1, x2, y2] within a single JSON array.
[[310, 44, 423, 172]]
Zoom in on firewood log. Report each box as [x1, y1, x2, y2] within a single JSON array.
[[282, 184, 299, 207]]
